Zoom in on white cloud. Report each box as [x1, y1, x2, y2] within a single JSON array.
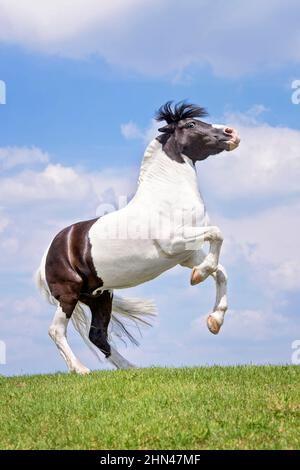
[[192, 308, 294, 341], [121, 119, 159, 143], [269, 261, 300, 292], [0, 146, 136, 275], [0, 296, 45, 338], [0, 1, 299, 77], [0, 210, 9, 232], [0, 154, 135, 205], [0, 0, 142, 45], [121, 121, 144, 140], [200, 120, 300, 199], [213, 199, 300, 293], [0, 146, 49, 170]]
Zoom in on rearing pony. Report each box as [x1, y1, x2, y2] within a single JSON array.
[[36, 101, 240, 373]]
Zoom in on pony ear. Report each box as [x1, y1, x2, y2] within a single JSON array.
[[158, 123, 175, 134]]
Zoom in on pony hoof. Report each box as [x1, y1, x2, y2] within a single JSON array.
[[207, 315, 221, 335], [71, 365, 91, 375], [191, 267, 205, 285]]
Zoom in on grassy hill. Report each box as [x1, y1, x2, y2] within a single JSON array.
[[0, 366, 299, 450]]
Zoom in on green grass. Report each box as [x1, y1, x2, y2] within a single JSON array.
[[0, 366, 300, 450]]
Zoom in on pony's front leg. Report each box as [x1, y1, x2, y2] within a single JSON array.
[[183, 226, 223, 285], [208, 265, 228, 334], [181, 250, 228, 335]]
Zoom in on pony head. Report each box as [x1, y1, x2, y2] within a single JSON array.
[[156, 101, 240, 162]]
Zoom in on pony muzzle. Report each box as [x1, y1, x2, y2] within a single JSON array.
[[224, 127, 240, 151]]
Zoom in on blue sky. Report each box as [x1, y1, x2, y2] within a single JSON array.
[[0, 0, 300, 375]]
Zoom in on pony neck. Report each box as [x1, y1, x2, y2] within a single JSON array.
[[137, 138, 198, 190]]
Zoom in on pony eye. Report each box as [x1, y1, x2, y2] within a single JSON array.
[[186, 122, 196, 129]]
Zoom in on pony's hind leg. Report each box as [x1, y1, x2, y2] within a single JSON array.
[[49, 301, 90, 375], [82, 291, 136, 369], [81, 291, 112, 358]]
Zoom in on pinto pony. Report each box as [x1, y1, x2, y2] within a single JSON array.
[[36, 101, 240, 373]]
